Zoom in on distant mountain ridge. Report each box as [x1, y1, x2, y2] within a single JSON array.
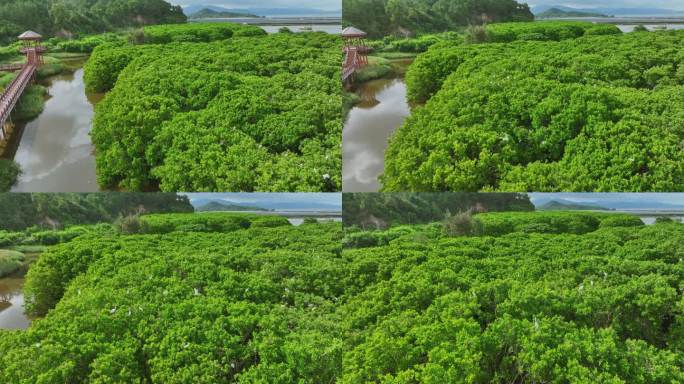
[[538, 200, 611, 211], [190, 198, 341, 212], [183, 5, 341, 17], [533, 197, 684, 211], [196, 201, 269, 212], [188, 8, 260, 19], [537, 7, 610, 18], [531, 5, 684, 16]]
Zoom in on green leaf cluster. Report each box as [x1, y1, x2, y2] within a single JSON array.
[[3, 211, 684, 382], [486, 21, 620, 43], [343, 0, 534, 38], [1, 218, 344, 383], [342, 192, 534, 228], [138, 212, 291, 234], [339, 213, 684, 382], [386, 30, 684, 191], [85, 29, 342, 192], [0, 159, 20, 192], [0, 0, 186, 44], [0, 193, 193, 231]]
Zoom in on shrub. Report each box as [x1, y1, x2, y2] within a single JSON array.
[[339, 218, 684, 383], [87, 29, 342, 191], [392, 30, 684, 191], [465, 25, 489, 44], [0, 249, 24, 277], [303, 217, 319, 225], [343, 232, 380, 248], [0, 159, 20, 192], [599, 215, 645, 228], [443, 211, 483, 236], [115, 215, 144, 234], [9, 222, 343, 383], [0, 231, 25, 247]]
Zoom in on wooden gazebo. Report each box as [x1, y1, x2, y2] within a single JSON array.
[[18, 31, 46, 66], [342, 27, 372, 54]]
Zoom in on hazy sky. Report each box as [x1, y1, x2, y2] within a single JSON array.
[[526, 0, 684, 10], [170, 1, 341, 10], [182, 193, 342, 210], [529, 193, 684, 207]]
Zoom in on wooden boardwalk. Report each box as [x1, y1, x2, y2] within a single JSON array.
[[342, 46, 369, 83], [0, 60, 37, 141]]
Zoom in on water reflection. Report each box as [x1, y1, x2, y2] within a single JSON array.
[[288, 217, 343, 226], [11, 67, 103, 192], [640, 216, 684, 225], [343, 77, 411, 192], [617, 24, 684, 32], [260, 24, 341, 34], [0, 277, 29, 330]]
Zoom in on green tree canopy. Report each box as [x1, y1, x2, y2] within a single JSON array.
[[343, 0, 534, 38]]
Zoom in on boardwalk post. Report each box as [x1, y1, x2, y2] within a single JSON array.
[[342, 27, 371, 84], [0, 31, 44, 146]]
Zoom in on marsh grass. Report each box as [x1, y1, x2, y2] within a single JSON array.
[[0, 249, 25, 278]]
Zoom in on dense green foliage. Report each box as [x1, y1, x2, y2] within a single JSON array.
[[138, 212, 290, 234], [342, 210, 645, 248], [12, 85, 46, 121], [343, 0, 533, 38], [385, 30, 684, 191], [0, 224, 112, 249], [369, 32, 463, 54], [475, 211, 644, 236], [338, 213, 684, 382], [3, 209, 684, 382], [0, 218, 344, 383], [366, 21, 620, 55], [0, 159, 20, 192], [83, 23, 266, 92], [343, 193, 533, 228], [0, 0, 185, 44], [46, 32, 125, 53], [0, 193, 192, 231], [485, 21, 620, 43], [139, 23, 265, 44], [87, 29, 342, 191]]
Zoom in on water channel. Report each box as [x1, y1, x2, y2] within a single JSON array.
[[343, 59, 413, 192], [5, 58, 104, 192], [0, 275, 30, 330]]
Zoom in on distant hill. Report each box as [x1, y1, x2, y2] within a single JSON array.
[[188, 8, 260, 19], [538, 200, 611, 211], [538, 7, 610, 18], [532, 5, 684, 17], [183, 5, 341, 17], [196, 201, 269, 212], [190, 198, 340, 212]]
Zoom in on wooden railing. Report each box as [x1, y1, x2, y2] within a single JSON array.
[[0, 64, 23, 72], [0, 63, 36, 140], [342, 47, 360, 82]]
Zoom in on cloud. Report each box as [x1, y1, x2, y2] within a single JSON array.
[[526, 0, 684, 10], [170, 0, 341, 11]]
